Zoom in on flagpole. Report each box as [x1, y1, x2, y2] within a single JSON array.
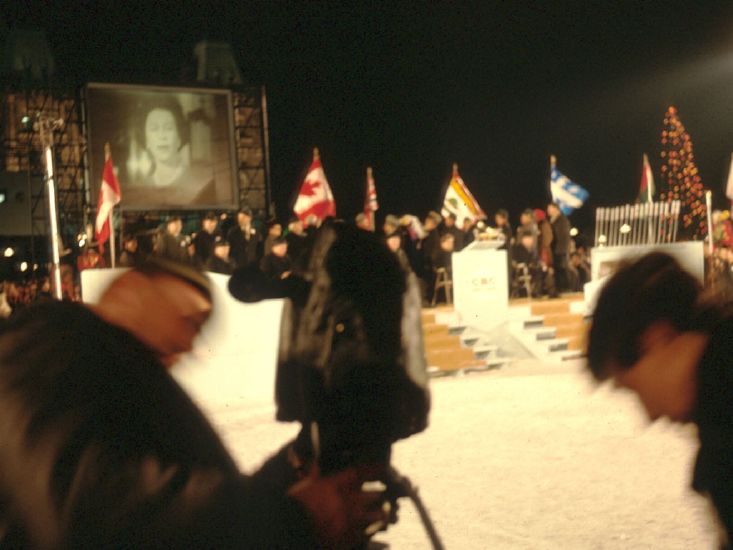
[[108, 210, 116, 268], [705, 190, 714, 287], [549, 155, 556, 204], [366, 166, 374, 231], [39, 117, 63, 300], [103, 143, 117, 268]]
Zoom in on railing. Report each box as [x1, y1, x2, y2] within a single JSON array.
[[594, 201, 681, 247]]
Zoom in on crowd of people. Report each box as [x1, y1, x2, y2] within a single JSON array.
[[364, 204, 591, 304], [0, 202, 596, 320], [121, 208, 299, 282]]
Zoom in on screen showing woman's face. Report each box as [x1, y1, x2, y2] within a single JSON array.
[[145, 108, 181, 165]]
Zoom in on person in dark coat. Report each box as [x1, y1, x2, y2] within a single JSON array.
[[192, 212, 219, 267], [548, 203, 571, 293], [205, 235, 234, 275], [462, 217, 476, 248], [510, 227, 544, 297], [118, 234, 141, 267], [260, 236, 292, 281], [494, 209, 512, 251], [155, 216, 190, 264], [421, 211, 442, 261], [586, 252, 733, 549], [285, 217, 308, 271], [440, 213, 464, 251], [227, 207, 261, 268], [420, 211, 442, 301], [262, 219, 283, 257], [0, 260, 388, 548]]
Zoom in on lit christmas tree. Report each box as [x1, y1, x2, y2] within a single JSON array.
[[659, 106, 707, 239]]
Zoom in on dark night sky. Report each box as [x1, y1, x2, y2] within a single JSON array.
[[5, 1, 733, 233]]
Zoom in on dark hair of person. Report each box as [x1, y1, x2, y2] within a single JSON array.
[[135, 96, 190, 151], [496, 209, 509, 219], [586, 252, 702, 380]]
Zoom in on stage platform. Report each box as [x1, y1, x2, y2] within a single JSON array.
[[422, 294, 587, 376]]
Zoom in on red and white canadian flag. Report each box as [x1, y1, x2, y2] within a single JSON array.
[[95, 145, 122, 253], [363, 166, 378, 231], [293, 148, 336, 226]]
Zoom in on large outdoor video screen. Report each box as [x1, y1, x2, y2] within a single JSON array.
[[86, 83, 237, 210]]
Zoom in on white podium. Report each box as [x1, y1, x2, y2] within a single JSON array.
[[452, 241, 509, 330]]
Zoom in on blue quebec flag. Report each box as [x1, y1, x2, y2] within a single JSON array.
[[550, 166, 589, 216]]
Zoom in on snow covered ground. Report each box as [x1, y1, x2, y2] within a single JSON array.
[[194, 358, 715, 550]]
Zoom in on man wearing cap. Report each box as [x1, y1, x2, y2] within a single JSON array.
[[0, 259, 387, 548], [156, 216, 190, 264], [192, 212, 219, 267], [227, 207, 261, 269], [206, 235, 235, 275], [260, 236, 292, 281]]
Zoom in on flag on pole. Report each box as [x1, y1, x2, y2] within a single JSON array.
[[363, 166, 378, 231], [441, 163, 486, 224], [637, 153, 655, 204], [725, 153, 733, 204], [95, 144, 121, 253], [293, 148, 336, 226], [550, 156, 589, 216]]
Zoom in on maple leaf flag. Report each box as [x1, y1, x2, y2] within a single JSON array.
[[95, 144, 121, 253], [293, 148, 336, 226], [363, 166, 378, 231]]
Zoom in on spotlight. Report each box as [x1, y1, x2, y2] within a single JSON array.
[[3, 247, 14, 258], [569, 227, 579, 237], [620, 224, 631, 234], [20, 261, 28, 272], [598, 235, 607, 244]]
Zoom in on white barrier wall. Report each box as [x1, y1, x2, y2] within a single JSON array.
[[81, 269, 283, 412], [590, 242, 705, 282], [584, 241, 705, 316]]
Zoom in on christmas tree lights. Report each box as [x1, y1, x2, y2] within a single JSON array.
[[659, 106, 707, 240]]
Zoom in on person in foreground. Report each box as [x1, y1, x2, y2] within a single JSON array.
[[586, 252, 733, 549], [0, 258, 385, 548]]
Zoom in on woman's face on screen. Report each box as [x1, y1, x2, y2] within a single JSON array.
[[145, 108, 181, 165]]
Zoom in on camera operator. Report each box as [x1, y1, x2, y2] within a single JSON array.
[[0, 258, 387, 548]]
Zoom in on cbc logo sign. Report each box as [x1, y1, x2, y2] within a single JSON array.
[[471, 274, 496, 290]]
